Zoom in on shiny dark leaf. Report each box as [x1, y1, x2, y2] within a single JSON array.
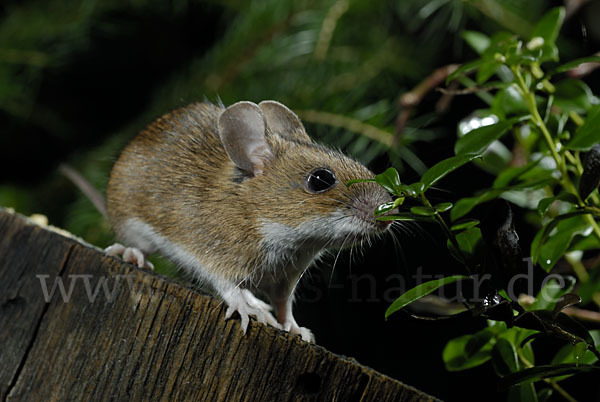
[[537, 193, 579, 217], [374, 167, 402, 195], [530, 7, 565, 44], [434, 202, 453, 212], [531, 211, 592, 268], [385, 275, 471, 319], [568, 105, 600, 150], [420, 153, 482, 190], [552, 293, 581, 319], [492, 338, 518, 377], [443, 328, 497, 371], [553, 56, 600, 74], [450, 219, 480, 231], [579, 144, 600, 200], [514, 310, 595, 347], [455, 117, 524, 155], [499, 364, 599, 389], [410, 206, 436, 216]]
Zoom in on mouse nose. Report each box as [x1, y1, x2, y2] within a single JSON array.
[[351, 194, 395, 231]]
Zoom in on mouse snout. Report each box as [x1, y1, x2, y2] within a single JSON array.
[[351, 190, 393, 232]]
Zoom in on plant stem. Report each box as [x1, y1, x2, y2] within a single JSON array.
[[517, 348, 578, 402], [512, 67, 563, 170], [512, 66, 600, 242], [565, 252, 589, 282], [419, 194, 472, 275]]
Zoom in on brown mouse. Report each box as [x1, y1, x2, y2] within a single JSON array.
[[105, 100, 391, 342]]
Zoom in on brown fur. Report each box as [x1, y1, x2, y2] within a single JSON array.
[[106, 102, 388, 285]]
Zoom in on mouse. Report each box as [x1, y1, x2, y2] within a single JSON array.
[[104, 100, 391, 342]]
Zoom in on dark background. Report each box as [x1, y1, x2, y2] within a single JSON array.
[[2, 0, 600, 400]]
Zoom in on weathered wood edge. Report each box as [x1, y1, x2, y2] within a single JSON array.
[[0, 207, 440, 401]]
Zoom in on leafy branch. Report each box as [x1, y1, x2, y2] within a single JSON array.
[[350, 6, 600, 400]]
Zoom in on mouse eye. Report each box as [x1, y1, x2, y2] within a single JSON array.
[[305, 168, 338, 193]]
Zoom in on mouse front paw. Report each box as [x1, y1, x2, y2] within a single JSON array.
[[284, 320, 315, 343], [224, 289, 281, 333], [105, 243, 154, 270]]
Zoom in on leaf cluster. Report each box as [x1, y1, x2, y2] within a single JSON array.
[[351, 7, 600, 399]]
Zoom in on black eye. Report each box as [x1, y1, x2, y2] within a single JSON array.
[[305, 168, 338, 193]]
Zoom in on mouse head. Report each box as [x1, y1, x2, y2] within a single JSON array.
[[218, 101, 391, 248]]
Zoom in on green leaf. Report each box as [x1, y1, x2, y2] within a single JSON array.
[[434, 202, 453, 212], [446, 58, 487, 84], [530, 7, 565, 44], [536, 193, 579, 217], [491, 85, 529, 118], [374, 197, 405, 216], [454, 227, 482, 257], [532, 213, 594, 270], [492, 158, 542, 189], [375, 213, 434, 222], [346, 178, 375, 188], [567, 104, 600, 150], [374, 167, 402, 194], [529, 277, 576, 311], [420, 153, 482, 190], [465, 327, 498, 357], [577, 269, 600, 305], [410, 206, 436, 216], [537, 389, 552, 402], [450, 176, 553, 221], [450, 219, 480, 231], [509, 383, 539, 402], [553, 56, 600, 74], [514, 310, 595, 348], [476, 60, 501, 85], [574, 340, 589, 364], [553, 79, 596, 114], [552, 330, 600, 374], [409, 182, 425, 194], [492, 338, 518, 376], [385, 275, 471, 319], [461, 30, 490, 54], [374, 201, 396, 216], [455, 116, 525, 155], [393, 197, 405, 208], [483, 32, 519, 60], [535, 43, 560, 64], [537, 197, 555, 217], [450, 189, 503, 221], [499, 364, 600, 388], [551, 293, 581, 320], [443, 330, 495, 371]]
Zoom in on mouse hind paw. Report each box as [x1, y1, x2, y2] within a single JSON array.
[[105, 243, 154, 270]]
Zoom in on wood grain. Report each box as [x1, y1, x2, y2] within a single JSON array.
[[0, 209, 438, 401]]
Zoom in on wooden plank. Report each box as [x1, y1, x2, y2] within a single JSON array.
[[0, 209, 438, 401], [0, 210, 75, 400]]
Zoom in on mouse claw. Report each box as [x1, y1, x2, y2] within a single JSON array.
[[291, 325, 315, 343], [223, 288, 281, 334], [105, 243, 154, 270], [281, 316, 315, 342], [225, 305, 251, 334]]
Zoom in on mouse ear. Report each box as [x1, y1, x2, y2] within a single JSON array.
[[218, 101, 272, 176], [259, 100, 312, 143]]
